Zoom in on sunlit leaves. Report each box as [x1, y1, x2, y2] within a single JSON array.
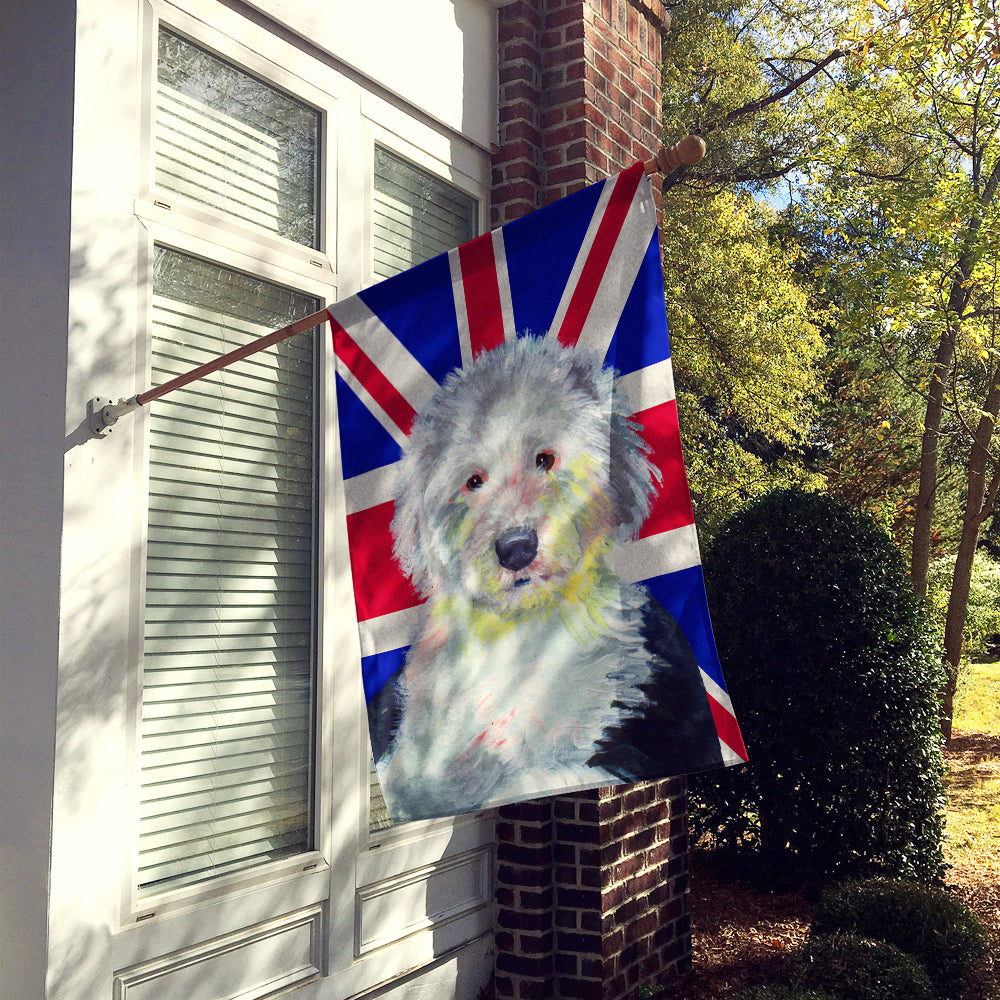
[[661, 188, 826, 533]]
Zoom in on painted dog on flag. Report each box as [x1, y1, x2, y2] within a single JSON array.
[[373, 336, 721, 821]]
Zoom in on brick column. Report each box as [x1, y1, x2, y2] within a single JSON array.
[[492, 0, 667, 228], [492, 7, 692, 998]]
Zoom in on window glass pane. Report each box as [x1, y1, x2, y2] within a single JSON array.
[[372, 146, 477, 279], [156, 28, 320, 248], [368, 150, 477, 831], [138, 246, 318, 895]]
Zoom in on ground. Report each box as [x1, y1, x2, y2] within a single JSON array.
[[658, 717, 1000, 999]]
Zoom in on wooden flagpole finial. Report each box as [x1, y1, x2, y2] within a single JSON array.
[[644, 135, 707, 175]]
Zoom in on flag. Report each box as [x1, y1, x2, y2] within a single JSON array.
[[332, 161, 746, 822]]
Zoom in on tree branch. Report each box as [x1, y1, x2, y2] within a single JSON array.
[[701, 49, 847, 134]]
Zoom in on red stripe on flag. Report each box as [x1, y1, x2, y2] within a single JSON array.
[[459, 233, 506, 359], [346, 500, 422, 621], [632, 399, 696, 538], [707, 693, 749, 761], [557, 162, 646, 348], [330, 318, 417, 436]]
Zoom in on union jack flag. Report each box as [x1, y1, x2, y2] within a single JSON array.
[[329, 162, 747, 773]]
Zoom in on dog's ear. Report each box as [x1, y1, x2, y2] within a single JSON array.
[[609, 410, 659, 540], [566, 347, 659, 541], [391, 442, 452, 597]]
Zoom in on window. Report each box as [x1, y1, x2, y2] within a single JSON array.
[[138, 248, 319, 895], [155, 28, 320, 247], [136, 27, 323, 897], [367, 148, 477, 832], [372, 145, 477, 279]]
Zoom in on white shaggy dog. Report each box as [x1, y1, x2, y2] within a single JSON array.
[[373, 336, 718, 821]]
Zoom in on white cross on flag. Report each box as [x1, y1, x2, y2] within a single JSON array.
[[331, 162, 746, 822]]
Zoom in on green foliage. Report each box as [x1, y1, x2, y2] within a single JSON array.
[[791, 933, 934, 1000], [732, 987, 836, 1000], [927, 550, 1000, 659], [693, 489, 947, 882], [811, 878, 988, 999], [663, 188, 826, 537]]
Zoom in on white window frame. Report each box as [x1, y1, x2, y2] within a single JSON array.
[[107, 0, 496, 992], [123, 1, 339, 927]]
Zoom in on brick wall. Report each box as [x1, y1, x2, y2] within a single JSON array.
[[494, 781, 691, 999], [489, 3, 692, 997], [492, 0, 668, 228]]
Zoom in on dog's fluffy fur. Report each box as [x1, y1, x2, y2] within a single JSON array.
[[374, 336, 720, 821]]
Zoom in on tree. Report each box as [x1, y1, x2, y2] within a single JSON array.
[[658, 1, 846, 534], [659, 188, 825, 534], [799, 0, 1000, 736]]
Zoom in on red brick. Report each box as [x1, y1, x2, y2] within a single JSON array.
[[496, 952, 551, 978], [519, 930, 555, 954], [556, 952, 579, 976], [557, 930, 602, 954], [520, 887, 554, 910], [498, 906, 551, 932], [559, 979, 603, 1000]]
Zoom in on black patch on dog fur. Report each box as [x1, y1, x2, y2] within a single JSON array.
[[588, 599, 725, 780]]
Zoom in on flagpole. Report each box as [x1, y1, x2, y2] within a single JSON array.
[[88, 137, 704, 438], [642, 134, 706, 176], [87, 307, 332, 437]]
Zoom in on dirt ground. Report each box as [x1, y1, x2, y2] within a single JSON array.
[[657, 734, 1000, 999]]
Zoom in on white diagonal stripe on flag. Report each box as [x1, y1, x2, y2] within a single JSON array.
[[493, 226, 516, 345], [449, 247, 474, 370], [610, 523, 701, 585], [616, 357, 675, 414], [545, 166, 656, 356], [329, 295, 441, 424], [572, 181, 657, 357], [546, 172, 620, 344], [701, 669, 735, 718], [358, 605, 422, 658]]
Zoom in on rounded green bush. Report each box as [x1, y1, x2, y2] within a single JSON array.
[[812, 878, 988, 998], [732, 987, 837, 1000], [793, 933, 934, 1000], [692, 489, 946, 882]]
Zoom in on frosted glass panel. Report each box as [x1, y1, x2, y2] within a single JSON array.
[[372, 146, 476, 279], [156, 28, 320, 247]]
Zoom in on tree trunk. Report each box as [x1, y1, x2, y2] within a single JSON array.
[[940, 373, 1000, 741], [910, 329, 956, 598], [911, 160, 1000, 597]]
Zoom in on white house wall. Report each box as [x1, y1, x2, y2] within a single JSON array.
[[1, 0, 499, 997], [241, 0, 498, 152], [0, 0, 76, 995]]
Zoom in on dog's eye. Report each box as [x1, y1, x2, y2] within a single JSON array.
[[536, 451, 556, 472], [465, 473, 486, 492]]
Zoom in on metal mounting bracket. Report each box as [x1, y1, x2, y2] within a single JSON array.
[[87, 396, 140, 438]]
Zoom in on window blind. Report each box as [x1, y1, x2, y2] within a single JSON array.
[[368, 149, 477, 830], [372, 146, 477, 280], [156, 28, 320, 248], [138, 248, 319, 895]]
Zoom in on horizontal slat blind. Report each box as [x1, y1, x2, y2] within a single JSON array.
[[139, 247, 318, 895], [156, 28, 320, 248], [372, 145, 477, 280], [368, 148, 477, 831]]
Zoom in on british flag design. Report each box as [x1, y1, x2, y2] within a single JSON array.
[[329, 162, 747, 806]]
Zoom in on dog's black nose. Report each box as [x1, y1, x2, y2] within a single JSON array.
[[495, 527, 538, 572]]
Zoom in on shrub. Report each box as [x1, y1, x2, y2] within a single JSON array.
[[811, 878, 988, 998], [792, 933, 934, 1000], [692, 489, 946, 882], [732, 987, 836, 1000]]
